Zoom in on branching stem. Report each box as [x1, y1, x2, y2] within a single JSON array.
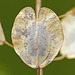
[[4, 41, 14, 48], [59, 14, 66, 18], [54, 55, 66, 61]]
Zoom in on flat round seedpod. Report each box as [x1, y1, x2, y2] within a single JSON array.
[[0, 23, 5, 45], [60, 8, 75, 59], [11, 7, 63, 68]]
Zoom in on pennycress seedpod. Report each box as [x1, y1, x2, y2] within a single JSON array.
[[0, 23, 5, 45], [11, 7, 63, 69], [60, 8, 75, 59]]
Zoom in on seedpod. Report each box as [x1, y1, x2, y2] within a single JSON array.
[[0, 23, 5, 45], [11, 7, 63, 68], [60, 8, 75, 59]]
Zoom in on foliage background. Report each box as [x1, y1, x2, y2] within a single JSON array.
[[0, 0, 75, 75]]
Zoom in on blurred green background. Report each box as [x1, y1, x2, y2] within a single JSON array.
[[0, 0, 75, 75]]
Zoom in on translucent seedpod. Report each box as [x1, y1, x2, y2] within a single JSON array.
[[0, 23, 5, 45], [60, 8, 75, 59], [11, 7, 63, 68]]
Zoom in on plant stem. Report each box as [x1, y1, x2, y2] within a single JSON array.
[[40, 68, 43, 75], [37, 68, 43, 75], [37, 67, 40, 75], [4, 41, 14, 48], [36, 0, 41, 18], [59, 14, 66, 18], [53, 55, 66, 61]]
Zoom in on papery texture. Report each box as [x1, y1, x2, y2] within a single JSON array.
[[12, 7, 63, 68]]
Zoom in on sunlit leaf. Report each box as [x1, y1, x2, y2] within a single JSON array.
[[11, 7, 63, 68], [60, 8, 75, 59], [0, 23, 5, 45]]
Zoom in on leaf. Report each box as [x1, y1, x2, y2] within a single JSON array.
[[11, 7, 63, 68], [60, 8, 75, 59], [0, 23, 5, 45]]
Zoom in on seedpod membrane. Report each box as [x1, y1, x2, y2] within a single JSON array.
[[11, 7, 63, 68]]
